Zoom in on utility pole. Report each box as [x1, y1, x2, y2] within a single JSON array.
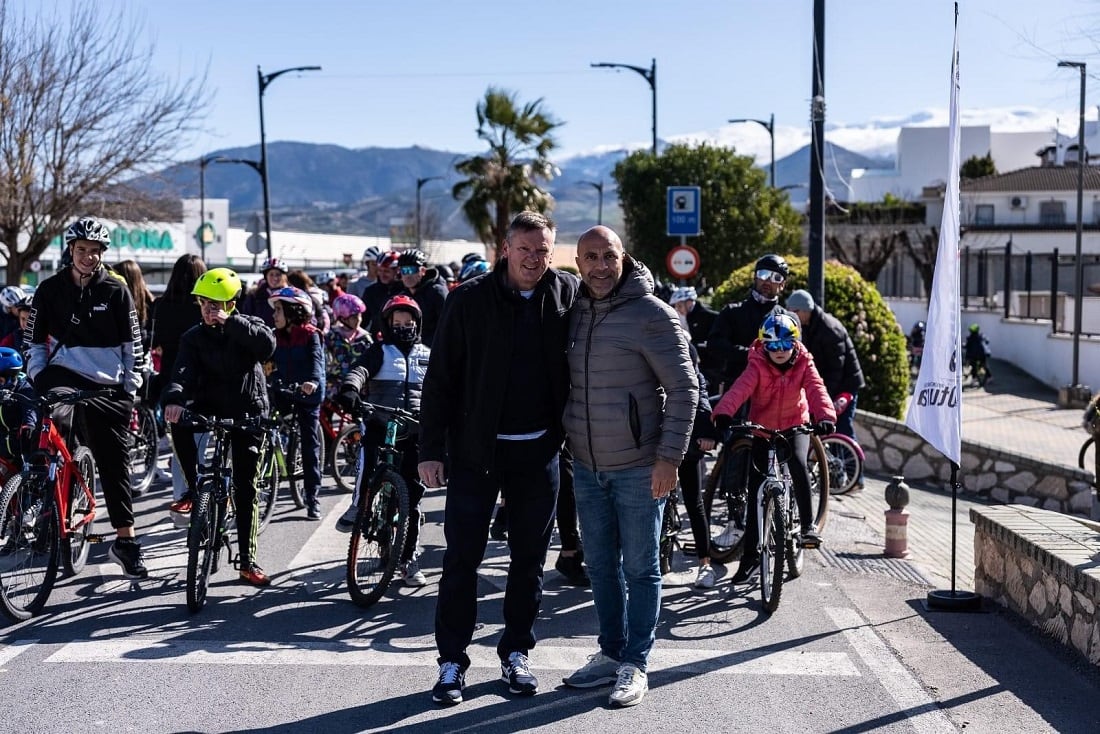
[[807, 0, 826, 308]]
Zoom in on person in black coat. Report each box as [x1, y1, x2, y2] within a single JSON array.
[[395, 249, 448, 348], [669, 286, 720, 396]]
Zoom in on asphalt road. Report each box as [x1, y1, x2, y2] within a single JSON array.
[[1, 466, 1099, 733]]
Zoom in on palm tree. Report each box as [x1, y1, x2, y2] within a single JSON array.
[[452, 87, 561, 261]]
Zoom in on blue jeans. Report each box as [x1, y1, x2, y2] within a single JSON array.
[[573, 462, 664, 671], [835, 393, 864, 483]]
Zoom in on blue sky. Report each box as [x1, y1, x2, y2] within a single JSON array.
[[22, 0, 1100, 162]]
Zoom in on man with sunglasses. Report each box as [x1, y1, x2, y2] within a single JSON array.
[[706, 253, 794, 393], [25, 216, 149, 578], [396, 249, 448, 348]]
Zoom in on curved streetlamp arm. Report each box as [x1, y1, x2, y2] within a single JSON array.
[[260, 65, 322, 93]]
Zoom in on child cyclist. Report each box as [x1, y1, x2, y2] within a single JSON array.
[[268, 286, 326, 520], [333, 295, 430, 587], [161, 268, 276, 586], [325, 293, 371, 395], [711, 312, 836, 585]]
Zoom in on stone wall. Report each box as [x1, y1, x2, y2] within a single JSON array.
[[971, 504, 1100, 665], [854, 411, 1096, 518]]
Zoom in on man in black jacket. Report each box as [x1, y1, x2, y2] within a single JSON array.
[[419, 211, 579, 706], [26, 216, 148, 579], [707, 253, 792, 393], [669, 286, 720, 395], [396, 249, 448, 348]]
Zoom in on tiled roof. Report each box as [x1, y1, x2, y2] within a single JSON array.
[[961, 165, 1100, 192]]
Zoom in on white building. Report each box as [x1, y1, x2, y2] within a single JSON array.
[[848, 126, 1054, 202]]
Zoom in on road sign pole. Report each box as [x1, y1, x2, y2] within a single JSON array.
[[680, 236, 687, 285]]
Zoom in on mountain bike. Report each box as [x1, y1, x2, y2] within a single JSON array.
[[820, 433, 865, 495], [659, 486, 684, 575], [731, 422, 821, 613], [346, 401, 417, 608], [704, 426, 829, 564], [0, 388, 107, 621], [268, 381, 326, 509], [180, 410, 265, 613]]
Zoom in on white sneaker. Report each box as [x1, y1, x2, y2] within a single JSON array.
[[609, 664, 648, 707], [562, 651, 620, 688], [400, 560, 428, 587], [694, 564, 716, 589]]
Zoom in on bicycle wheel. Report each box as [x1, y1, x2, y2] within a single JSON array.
[[807, 435, 831, 532], [256, 440, 280, 534], [62, 447, 97, 576], [285, 424, 306, 509], [0, 473, 60, 621], [822, 435, 863, 496], [1080, 437, 1095, 471], [331, 423, 363, 493], [129, 405, 159, 495], [786, 491, 804, 580], [760, 494, 786, 614], [186, 488, 218, 613], [347, 467, 409, 608], [704, 439, 752, 563]]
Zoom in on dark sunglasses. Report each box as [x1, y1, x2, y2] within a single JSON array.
[[399, 266, 420, 275], [764, 339, 794, 352], [755, 269, 786, 284]]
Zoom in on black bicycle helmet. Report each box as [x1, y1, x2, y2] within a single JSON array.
[[754, 253, 789, 278], [398, 249, 428, 269], [64, 216, 111, 249]]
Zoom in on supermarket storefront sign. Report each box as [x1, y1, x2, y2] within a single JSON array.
[[51, 223, 184, 255]]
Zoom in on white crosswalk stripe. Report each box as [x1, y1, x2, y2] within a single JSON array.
[[0, 639, 36, 668], [43, 637, 860, 676]]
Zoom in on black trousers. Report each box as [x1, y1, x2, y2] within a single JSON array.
[[435, 434, 559, 669], [36, 366, 134, 530]]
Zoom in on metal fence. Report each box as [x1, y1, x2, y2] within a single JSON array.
[[874, 243, 1100, 336]]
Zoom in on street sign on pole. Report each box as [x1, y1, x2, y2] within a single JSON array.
[[667, 186, 701, 236], [666, 244, 701, 280]]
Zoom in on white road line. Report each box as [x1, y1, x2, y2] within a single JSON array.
[[826, 607, 957, 734], [44, 638, 859, 676], [0, 639, 36, 668]]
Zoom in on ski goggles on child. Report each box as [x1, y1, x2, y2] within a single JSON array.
[[763, 339, 794, 352], [755, 269, 786, 284]]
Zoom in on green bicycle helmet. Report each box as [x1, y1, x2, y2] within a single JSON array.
[[192, 267, 243, 302]]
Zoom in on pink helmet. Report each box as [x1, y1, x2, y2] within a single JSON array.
[[332, 293, 366, 320]]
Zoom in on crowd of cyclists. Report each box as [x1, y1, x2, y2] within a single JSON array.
[[0, 214, 877, 586]]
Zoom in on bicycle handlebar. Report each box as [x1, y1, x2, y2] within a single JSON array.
[[356, 401, 420, 427], [177, 410, 266, 435], [0, 386, 124, 412], [728, 422, 818, 439]]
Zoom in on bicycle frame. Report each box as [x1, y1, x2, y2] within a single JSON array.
[[30, 415, 97, 543]]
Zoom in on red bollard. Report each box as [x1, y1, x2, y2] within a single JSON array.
[[884, 476, 911, 558]]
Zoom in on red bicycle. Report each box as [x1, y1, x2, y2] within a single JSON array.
[[0, 388, 108, 621], [322, 398, 360, 493]]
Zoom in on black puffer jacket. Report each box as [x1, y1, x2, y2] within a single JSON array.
[[707, 290, 790, 388], [404, 268, 448, 348], [161, 313, 276, 419], [799, 305, 865, 398], [419, 262, 579, 472]]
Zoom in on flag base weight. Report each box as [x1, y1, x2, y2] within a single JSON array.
[[924, 588, 982, 612]]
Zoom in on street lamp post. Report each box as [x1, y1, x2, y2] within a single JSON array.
[[1058, 59, 1087, 394], [416, 176, 443, 248], [728, 113, 775, 188], [579, 180, 605, 225], [196, 154, 223, 261], [257, 64, 321, 260], [591, 59, 657, 155]]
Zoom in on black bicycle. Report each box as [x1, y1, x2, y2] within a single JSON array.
[[345, 402, 417, 608], [180, 411, 265, 613], [704, 424, 830, 565]]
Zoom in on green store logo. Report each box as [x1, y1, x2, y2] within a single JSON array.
[[52, 227, 175, 250]]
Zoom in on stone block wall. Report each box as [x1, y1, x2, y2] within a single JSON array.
[[971, 504, 1100, 665], [854, 411, 1095, 518]]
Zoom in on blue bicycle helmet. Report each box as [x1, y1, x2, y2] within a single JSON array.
[[0, 346, 24, 378], [459, 258, 490, 282], [759, 312, 801, 343]]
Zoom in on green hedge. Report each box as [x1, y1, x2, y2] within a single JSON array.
[[710, 256, 910, 418]]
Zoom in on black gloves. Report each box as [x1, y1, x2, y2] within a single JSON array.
[[814, 420, 836, 436], [335, 387, 361, 414], [713, 413, 733, 431]]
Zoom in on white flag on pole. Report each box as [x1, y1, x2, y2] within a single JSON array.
[[905, 10, 963, 465]]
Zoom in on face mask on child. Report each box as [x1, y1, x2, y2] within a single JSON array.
[[392, 325, 418, 345]]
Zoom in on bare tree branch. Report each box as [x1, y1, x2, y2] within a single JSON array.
[[0, 0, 207, 281]]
